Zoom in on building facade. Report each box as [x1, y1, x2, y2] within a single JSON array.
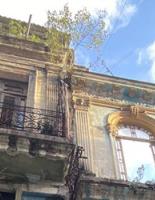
[[0, 16, 155, 200]]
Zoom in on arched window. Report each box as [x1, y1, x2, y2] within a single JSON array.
[[116, 126, 155, 182], [108, 106, 155, 182]]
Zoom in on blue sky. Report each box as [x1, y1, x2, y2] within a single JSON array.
[[101, 0, 155, 83], [0, 0, 155, 83]]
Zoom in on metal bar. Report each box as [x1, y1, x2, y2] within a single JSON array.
[[117, 135, 155, 143], [0, 102, 65, 137], [150, 144, 155, 163], [65, 146, 84, 200], [116, 139, 127, 180], [25, 14, 32, 39]]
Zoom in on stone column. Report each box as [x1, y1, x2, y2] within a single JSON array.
[[26, 71, 36, 108], [17, 138, 30, 154], [46, 74, 59, 111], [15, 185, 22, 200], [33, 69, 47, 110], [0, 135, 9, 150], [109, 134, 120, 179], [0, 80, 4, 102], [74, 97, 93, 172]]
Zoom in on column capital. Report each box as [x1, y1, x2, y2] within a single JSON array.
[[73, 97, 90, 110]]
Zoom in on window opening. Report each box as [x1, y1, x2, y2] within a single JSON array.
[[0, 96, 15, 127], [116, 127, 155, 182], [0, 191, 15, 200], [0, 95, 26, 129], [22, 192, 64, 200]]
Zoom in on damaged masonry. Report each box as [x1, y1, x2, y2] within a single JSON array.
[[0, 16, 154, 200]]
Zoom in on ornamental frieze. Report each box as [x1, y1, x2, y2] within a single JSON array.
[[72, 78, 155, 107]]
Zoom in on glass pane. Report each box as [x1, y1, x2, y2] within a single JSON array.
[[118, 127, 150, 139], [135, 129, 150, 139], [0, 192, 15, 200], [118, 127, 131, 137], [22, 193, 63, 200], [22, 194, 44, 200], [121, 139, 155, 182]]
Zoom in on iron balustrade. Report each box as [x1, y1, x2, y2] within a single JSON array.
[[0, 102, 65, 137], [65, 146, 84, 200]]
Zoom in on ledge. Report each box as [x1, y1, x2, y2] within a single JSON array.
[[80, 176, 155, 190], [0, 128, 73, 145]]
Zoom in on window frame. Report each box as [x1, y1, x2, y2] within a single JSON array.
[[107, 105, 155, 181], [116, 126, 155, 181]]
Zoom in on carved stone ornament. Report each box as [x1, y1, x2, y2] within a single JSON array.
[[74, 98, 90, 110], [72, 77, 155, 107], [107, 105, 155, 137], [73, 78, 86, 91]]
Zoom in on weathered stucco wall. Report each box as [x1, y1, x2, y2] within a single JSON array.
[[88, 105, 117, 178], [78, 177, 155, 200], [26, 69, 59, 111], [0, 27, 155, 199]]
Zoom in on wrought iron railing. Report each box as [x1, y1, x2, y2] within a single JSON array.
[[65, 146, 84, 200], [0, 102, 65, 137]]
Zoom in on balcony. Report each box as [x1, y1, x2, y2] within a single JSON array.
[[0, 102, 73, 183], [0, 102, 65, 137]]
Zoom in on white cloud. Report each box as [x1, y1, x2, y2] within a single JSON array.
[[113, 4, 137, 31], [137, 41, 155, 82], [147, 41, 155, 81], [0, 0, 137, 31], [137, 49, 144, 65]]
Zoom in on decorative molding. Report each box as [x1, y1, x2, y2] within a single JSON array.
[[72, 77, 155, 108], [107, 105, 155, 137], [73, 92, 155, 115], [73, 97, 90, 110]]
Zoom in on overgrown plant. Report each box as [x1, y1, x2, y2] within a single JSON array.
[[133, 164, 145, 183], [46, 4, 107, 69], [9, 19, 43, 43], [9, 19, 27, 38]]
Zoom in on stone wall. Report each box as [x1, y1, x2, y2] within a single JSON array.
[[78, 177, 155, 200], [89, 106, 117, 178]]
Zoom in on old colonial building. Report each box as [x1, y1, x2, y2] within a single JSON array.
[[0, 16, 155, 200]]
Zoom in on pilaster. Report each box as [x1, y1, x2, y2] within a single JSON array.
[[26, 71, 36, 108], [74, 97, 93, 172], [15, 185, 22, 200], [33, 69, 47, 110], [46, 73, 59, 111]]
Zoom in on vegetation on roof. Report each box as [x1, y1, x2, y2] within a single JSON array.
[[0, 5, 107, 71]]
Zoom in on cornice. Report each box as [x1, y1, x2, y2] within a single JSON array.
[[0, 53, 64, 75], [73, 93, 155, 115], [73, 71, 155, 91], [73, 96, 90, 111], [72, 77, 155, 109], [0, 53, 44, 70]]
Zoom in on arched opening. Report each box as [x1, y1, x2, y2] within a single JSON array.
[[108, 106, 155, 182], [116, 126, 155, 182]]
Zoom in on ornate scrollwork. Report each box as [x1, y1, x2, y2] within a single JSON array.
[[72, 77, 155, 108], [0, 102, 65, 137], [73, 98, 90, 111], [107, 105, 155, 137], [65, 146, 84, 200]]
